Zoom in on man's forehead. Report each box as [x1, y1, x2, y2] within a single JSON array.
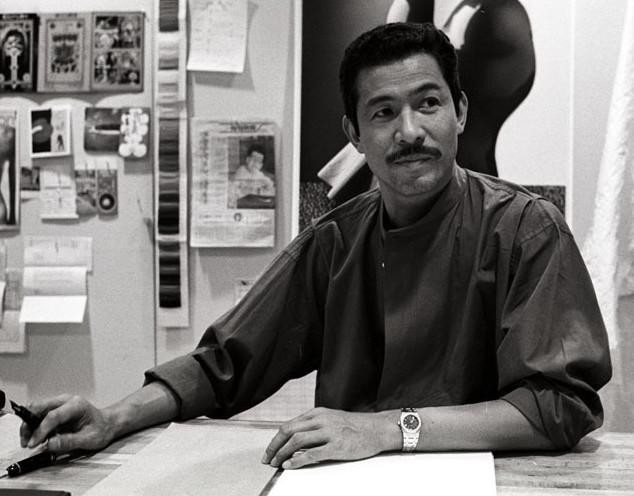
[[356, 53, 448, 104]]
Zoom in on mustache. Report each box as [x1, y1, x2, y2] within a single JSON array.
[[387, 142, 441, 164]]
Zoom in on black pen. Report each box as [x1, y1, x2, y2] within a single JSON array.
[[5, 451, 57, 477], [10, 400, 45, 431]]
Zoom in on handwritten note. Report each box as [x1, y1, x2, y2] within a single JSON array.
[[187, 0, 247, 73]]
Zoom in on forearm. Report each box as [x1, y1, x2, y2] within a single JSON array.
[[380, 400, 555, 453], [103, 382, 179, 441]]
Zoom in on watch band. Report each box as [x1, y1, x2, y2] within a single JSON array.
[[399, 408, 421, 452]]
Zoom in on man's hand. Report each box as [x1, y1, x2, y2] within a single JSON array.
[[261, 407, 400, 469], [19, 395, 115, 453]]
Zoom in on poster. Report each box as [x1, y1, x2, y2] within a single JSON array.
[[91, 12, 144, 92], [0, 109, 19, 229], [0, 14, 37, 92], [37, 13, 90, 93], [119, 107, 150, 159], [29, 106, 72, 158], [190, 120, 276, 247], [297, 0, 569, 230]]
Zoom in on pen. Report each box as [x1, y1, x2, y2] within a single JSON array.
[[10, 400, 45, 431], [5, 451, 57, 477]]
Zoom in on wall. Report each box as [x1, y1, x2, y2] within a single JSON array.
[[0, 0, 156, 407]]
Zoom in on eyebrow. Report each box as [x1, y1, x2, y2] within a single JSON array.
[[364, 82, 444, 108]]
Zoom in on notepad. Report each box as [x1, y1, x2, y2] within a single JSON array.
[[269, 452, 497, 496]]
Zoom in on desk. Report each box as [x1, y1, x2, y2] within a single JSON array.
[[1, 421, 632, 495]]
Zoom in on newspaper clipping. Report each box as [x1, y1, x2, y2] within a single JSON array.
[[190, 119, 276, 247]]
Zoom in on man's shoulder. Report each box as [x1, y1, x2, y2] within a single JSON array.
[[311, 188, 381, 231], [463, 168, 570, 239]]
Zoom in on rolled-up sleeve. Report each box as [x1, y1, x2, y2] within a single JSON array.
[[145, 227, 326, 420], [496, 201, 612, 449]]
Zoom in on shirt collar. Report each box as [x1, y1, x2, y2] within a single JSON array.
[[379, 165, 466, 239]]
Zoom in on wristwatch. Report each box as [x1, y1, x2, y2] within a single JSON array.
[[398, 408, 421, 452]]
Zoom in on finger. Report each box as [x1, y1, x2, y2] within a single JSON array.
[[262, 419, 318, 464], [282, 446, 329, 470], [20, 395, 74, 446], [26, 395, 74, 416], [47, 432, 89, 453], [269, 430, 327, 468], [28, 398, 85, 448]]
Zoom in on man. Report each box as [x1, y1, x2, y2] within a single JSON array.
[[21, 23, 611, 471], [229, 144, 275, 208]]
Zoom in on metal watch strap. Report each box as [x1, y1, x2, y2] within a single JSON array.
[[400, 408, 421, 452]]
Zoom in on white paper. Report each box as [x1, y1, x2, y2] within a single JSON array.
[[85, 422, 278, 496], [39, 162, 79, 219], [24, 236, 93, 272], [0, 413, 34, 467], [19, 295, 87, 323], [187, 0, 247, 73], [190, 120, 276, 247], [19, 266, 87, 323], [23, 266, 86, 296], [271, 452, 497, 496]]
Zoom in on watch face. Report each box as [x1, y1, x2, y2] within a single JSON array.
[[403, 414, 420, 430]]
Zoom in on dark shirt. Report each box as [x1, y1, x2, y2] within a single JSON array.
[[147, 166, 611, 449]]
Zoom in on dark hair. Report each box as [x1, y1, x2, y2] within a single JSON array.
[[339, 22, 462, 134], [247, 143, 265, 157]]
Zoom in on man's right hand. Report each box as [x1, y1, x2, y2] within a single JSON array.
[[19, 395, 116, 453]]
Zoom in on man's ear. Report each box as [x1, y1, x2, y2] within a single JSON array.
[[342, 115, 364, 154], [456, 91, 468, 135]]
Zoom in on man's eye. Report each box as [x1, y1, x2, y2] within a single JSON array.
[[420, 97, 440, 110], [372, 108, 393, 119]]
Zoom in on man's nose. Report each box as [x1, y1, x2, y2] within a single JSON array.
[[394, 108, 425, 144]]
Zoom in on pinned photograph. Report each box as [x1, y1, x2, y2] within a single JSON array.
[[119, 107, 150, 159], [84, 107, 122, 152], [75, 161, 98, 216], [37, 13, 90, 93], [228, 136, 276, 210], [91, 12, 144, 92], [0, 14, 37, 92], [29, 106, 72, 158], [0, 108, 19, 229]]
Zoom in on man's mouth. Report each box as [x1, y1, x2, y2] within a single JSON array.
[[387, 146, 441, 164]]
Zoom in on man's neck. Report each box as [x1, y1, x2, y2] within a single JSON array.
[[381, 168, 457, 229]]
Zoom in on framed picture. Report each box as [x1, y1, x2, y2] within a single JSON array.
[[29, 106, 72, 158], [0, 108, 20, 229], [37, 13, 90, 93], [91, 12, 144, 92], [0, 14, 38, 92]]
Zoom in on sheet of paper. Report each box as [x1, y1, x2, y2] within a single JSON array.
[[190, 119, 276, 247], [24, 236, 93, 272], [187, 0, 247, 73], [85, 422, 278, 496], [270, 452, 497, 496], [23, 267, 86, 296], [39, 162, 78, 219], [19, 295, 87, 323], [0, 413, 35, 468], [20, 266, 87, 323]]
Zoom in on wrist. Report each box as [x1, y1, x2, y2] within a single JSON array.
[[376, 410, 403, 453]]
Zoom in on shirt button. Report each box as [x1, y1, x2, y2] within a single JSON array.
[[381, 261, 385, 269]]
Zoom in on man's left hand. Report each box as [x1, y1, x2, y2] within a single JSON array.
[[261, 407, 399, 469]]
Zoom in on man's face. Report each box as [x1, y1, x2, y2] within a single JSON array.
[[247, 151, 264, 172], [344, 53, 467, 207]]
